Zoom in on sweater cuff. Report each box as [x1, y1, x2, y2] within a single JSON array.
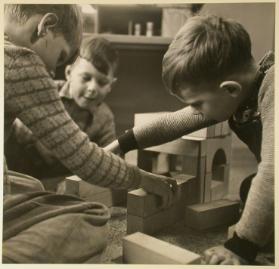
[[224, 232, 259, 262], [118, 129, 139, 154]]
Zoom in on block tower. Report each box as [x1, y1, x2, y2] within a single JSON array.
[[125, 112, 240, 234]]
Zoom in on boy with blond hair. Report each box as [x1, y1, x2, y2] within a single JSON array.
[[3, 4, 177, 263], [106, 15, 274, 264]]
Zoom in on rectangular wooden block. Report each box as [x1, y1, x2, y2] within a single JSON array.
[[57, 176, 81, 196], [214, 122, 222, 137], [123, 232, 201, 264], [211, 180, 226, 201], [203, 173, 212, 203], [127, 209, 176, 235], [185, 199, 240, 230], [127, 174, 195, 218], [124, 150, 138, 166], [127, 175, 196, 234], [221, 121, 231, 136], [66, 175, 127, 207]]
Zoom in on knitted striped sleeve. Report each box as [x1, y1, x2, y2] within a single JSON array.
[[4, 46, 142, 190], [118, 107, 216, 152], [235, 66, 274, 247]]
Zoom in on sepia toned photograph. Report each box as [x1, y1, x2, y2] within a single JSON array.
[[2, 2, 275, 265]]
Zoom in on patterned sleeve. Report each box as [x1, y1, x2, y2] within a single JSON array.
[[5, 49, 141, 189], [132, 106, 216, 149]]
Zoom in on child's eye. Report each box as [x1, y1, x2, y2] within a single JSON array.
[[81, 75, 91, 82], [97, 79, 109, 87]]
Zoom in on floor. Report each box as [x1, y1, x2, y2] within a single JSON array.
[[41, 133, 274, 265]]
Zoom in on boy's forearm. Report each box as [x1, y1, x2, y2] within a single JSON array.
[[118, 106, 215, 153], [6, 53, 142, 190]]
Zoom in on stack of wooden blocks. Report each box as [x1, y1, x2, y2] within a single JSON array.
[[125, 112, 240, 233]]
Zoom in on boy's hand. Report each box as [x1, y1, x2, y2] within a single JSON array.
[[13, 118, 35, 144], [140, 171, 179, 209], [204, 245, 248, 265], [103, 140, 122, 154]]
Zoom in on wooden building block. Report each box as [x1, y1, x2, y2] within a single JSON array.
[[185, 199, 240, 230], [127, 175, 196, 234], [214, 122, 222, 137], [211, 164, 230, 201], [211, 180, 226, 201], [186, 126, 215, 139], [63, 175, 127, 207], [221, 121, 231, 136], [203, 173, 212, 203], [181, 155, 199, 175], [127, 209, 175, 235], [56, 176, 81, 196], [124, 150, 138, 166], [152, 153, 170, 174], [123, 232, 201, 264], [127, 174, 194, 218], [127, 188, 160, 217], [204, 164, 230, 202], [199, 135, 232, 170]]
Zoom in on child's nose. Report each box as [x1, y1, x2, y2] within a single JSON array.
[[87, 81, 99, 97]]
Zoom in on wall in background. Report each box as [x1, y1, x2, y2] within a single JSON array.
[[201, 3, 275, 62]]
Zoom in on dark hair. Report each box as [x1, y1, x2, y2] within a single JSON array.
[[79, 36, 119, 75], [4, 4, 83, 55], [162, 15, 253, 95]]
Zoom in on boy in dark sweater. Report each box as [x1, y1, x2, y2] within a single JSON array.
[[106, 15, 274, 265]]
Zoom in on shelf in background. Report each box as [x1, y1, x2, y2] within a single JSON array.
[[83, 33, 172, 50]]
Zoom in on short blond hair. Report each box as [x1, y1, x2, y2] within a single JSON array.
[[5, 4, 83, 57], [162, 15, 253, 95]]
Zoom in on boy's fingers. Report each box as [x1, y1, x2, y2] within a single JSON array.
[[209, 254, 224, 264], [203, 248, 215, 263]]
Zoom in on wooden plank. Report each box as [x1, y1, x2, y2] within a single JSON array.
[[124, 150, 138, 166], [185, 199, 240, 230], [221, 121, 231, 136], [123, 232, 201, 264], [64, 175, 127, 206]]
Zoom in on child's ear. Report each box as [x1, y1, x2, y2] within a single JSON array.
[[37, 13, 59, 38], [219, 81, 242, 98], [65, 65, 72, 80]]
